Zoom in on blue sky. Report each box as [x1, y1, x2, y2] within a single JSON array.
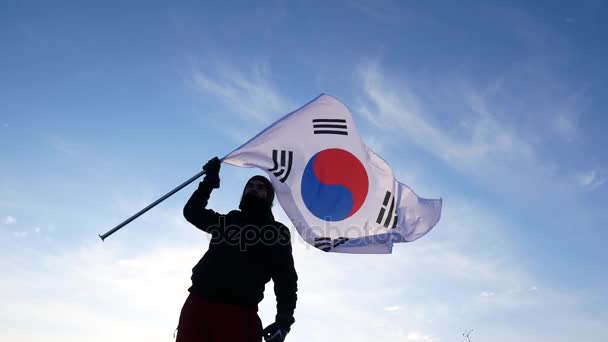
[[1, 1, 607, 341]]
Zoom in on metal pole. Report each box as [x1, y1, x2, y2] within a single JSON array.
[[98, 169, 207, 241]]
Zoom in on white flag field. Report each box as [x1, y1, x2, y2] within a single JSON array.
[[223, 94, 442, 254]]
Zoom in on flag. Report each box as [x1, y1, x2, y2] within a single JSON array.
[[223, 94, 442, 254]]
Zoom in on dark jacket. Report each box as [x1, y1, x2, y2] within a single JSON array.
[[183, 181, 298, 321]]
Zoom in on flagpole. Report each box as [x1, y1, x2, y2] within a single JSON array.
[[98, 169, 207, 241]]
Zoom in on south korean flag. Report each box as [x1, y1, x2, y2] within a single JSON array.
[[223, 94, 442, 254]]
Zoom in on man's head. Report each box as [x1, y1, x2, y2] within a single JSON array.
[[243, 176, 274, 202], [239, 176, 275, 216]]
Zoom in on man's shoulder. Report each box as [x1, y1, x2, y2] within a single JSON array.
[[227, 209, 241, 217]]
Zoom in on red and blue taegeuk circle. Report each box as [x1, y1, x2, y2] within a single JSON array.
[[301, 148, 369, 221]]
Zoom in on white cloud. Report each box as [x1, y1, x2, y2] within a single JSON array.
[[480, 291, 495, 297], [4, 215, 16, 225], [406, 331, 437, 342], [383, 305, 401, 312], [0, 210, 604, 342], [191, 62, 292, 123], [0, 242, 199, 342], [357, 103, 385, 127], [574, 169, 607, 190]]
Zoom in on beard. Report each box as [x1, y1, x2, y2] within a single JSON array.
[[239, 193, 273, 223]]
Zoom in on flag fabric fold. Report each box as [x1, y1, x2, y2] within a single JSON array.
[[223, 94, 441, 254]]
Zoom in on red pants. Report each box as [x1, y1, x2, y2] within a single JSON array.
[[176, 293, 262, 342]]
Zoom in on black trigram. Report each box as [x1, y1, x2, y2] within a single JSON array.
[[376, 191, 398, 229], [312, 118, 348, 135], [313, 237, 350, 252], [268, 150, 293, 183]]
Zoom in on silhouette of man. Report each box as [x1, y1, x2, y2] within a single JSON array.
[[176, 157, 298, 342]]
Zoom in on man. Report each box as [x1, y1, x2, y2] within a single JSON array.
[[176, 157, 298, 342]]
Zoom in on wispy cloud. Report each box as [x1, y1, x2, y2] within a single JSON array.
[[575, 169, 607, 190], [357, 62, 536, 168], [191, 62, 292, 123], [355, 61, 603, 214]]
